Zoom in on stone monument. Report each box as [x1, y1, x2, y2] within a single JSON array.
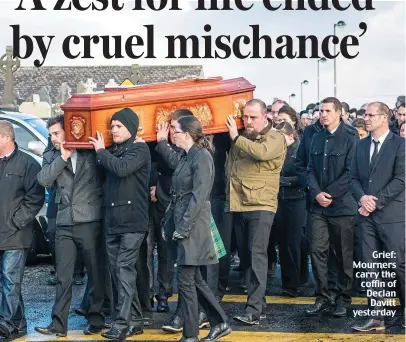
[[0, 46, 20, 108], [19, 94, 52, 118]]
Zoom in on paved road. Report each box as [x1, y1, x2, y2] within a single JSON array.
[[6, 257, 406, 341]]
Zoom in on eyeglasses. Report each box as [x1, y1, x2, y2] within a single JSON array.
[[363, 113, 385, 119], [173, 130, 185, 135]]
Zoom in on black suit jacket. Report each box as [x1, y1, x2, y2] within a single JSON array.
[[349, 132, 405, 224]]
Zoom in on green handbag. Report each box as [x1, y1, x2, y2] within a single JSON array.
[[210, 214, 227, 259]]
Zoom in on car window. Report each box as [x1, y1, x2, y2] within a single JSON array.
[[8, 120, 41, 150], [24, 118, 49, 140]]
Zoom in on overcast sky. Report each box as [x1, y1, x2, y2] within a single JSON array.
[[0, 0, 404, 110]]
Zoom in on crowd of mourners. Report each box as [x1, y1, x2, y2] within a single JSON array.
[[0, 94, 404, 341]]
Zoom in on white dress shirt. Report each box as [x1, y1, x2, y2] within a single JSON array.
[[70, 150, 78, 174], [370, 129, 390, 162]]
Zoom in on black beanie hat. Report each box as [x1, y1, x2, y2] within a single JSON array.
[[111, 108, 139, 138]]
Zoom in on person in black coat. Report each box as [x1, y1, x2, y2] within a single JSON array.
[[273, 122, 307, 297], [350, 102, 405, 332], [156, 115, 231, 342], [296, 117, 340, 295], [305, 97, 359, 318], [0, 121, 45, 338], [90, 108, 151, 340]]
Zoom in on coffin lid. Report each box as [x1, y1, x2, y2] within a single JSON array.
[[60, 76, 256, 111]]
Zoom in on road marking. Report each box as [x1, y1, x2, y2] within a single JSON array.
[[167, 294, 400, 305], [12, 329, 405, 342]]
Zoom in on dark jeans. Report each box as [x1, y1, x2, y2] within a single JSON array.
[[310, 213, 356, 307], [360, 218, 405, 319], [52, 223, 105, 333], [106, 232, 145, 329], [47, 218, 85, 278], [147, 202, 175, 299], [273, 198, 306, 292], [235, 210, 274, 318], [0, 249, 28, 334], [178, 265, 227, 338]]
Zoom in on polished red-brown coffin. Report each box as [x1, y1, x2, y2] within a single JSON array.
[[61, 76, 255, 149]]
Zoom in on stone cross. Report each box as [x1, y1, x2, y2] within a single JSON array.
[[130, 64, 145, 85], [84, 78, 97, 93], [0, 46, 20, 106]]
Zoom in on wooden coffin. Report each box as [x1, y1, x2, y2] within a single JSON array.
[[61, 76, 255, 149]]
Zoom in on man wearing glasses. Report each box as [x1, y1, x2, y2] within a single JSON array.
[[351, 102, 405, 332]]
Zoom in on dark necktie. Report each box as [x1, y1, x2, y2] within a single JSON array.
[[370, 140, 380, 170]]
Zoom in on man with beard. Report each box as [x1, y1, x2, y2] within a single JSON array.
[[90, 108, 151, 340], [35, 115, 106, 337], [226, 99, 287, 325]]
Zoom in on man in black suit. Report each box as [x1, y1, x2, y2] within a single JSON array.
[[350, 102, 405, 332], [305, 97, 359, 318]]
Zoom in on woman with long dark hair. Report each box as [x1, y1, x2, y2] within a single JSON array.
[[156, 114, 231, 342], [273, 122, 307, 297], [277, 105, 304, 137]]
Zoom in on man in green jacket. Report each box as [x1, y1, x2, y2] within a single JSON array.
[[226, 99, 287, 325]]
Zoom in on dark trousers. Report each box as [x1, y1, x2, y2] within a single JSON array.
[[310, 213, 356, 306], [0, 249, 28, 334], [178, 265, 227, 338], [106, 232, 145, 329], [273, 198, 306, 292], [304, 211, 339, 297], [267, 221, 278, 267], [352, 223, 364, 293], [147, 202, 175, 299], [235, 210, 274, 318], [52, 223, 105, 332], [47, 218, 85, 278], [136, 234, 153, 320], [205, 199, 232, 299], [360, 218, 405, 319], [80, 238, 113, 315]]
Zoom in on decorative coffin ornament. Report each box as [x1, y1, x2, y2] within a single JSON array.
[[61, 76, 255, 149]]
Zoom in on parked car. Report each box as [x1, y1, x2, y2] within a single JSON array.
[[0, 109, 50, 263]]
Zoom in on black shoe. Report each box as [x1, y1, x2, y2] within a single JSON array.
[[74, 308, 87, 317], [156, 298, 169, 313], [201, 323, 232, 341], [101, 327, 127, 340], [199, 311, 210, 328], [233, 313, 259, 325], [126, 326, 143, 337], [305, 300, 330, 316], [179, 337, 199, 342], [48, 274, 57, 286], [162, 316, 183, 333], [0, 321, 14, 338], [352, 319, 385, 332], [332, 304, 347, 317], [34, 325, 67, 337], [83, 325, 103, 335]]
